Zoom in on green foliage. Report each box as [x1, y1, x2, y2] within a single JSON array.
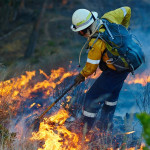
[[143, 147, 149, 150], [137, 113, 150, 149]]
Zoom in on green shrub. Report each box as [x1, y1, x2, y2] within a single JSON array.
[[137, 113, 150, 150]]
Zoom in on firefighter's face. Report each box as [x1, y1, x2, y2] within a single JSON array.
[[78, 27, 91, 37]]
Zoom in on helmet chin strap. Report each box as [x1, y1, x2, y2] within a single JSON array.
[[91, 12, 96, 21]]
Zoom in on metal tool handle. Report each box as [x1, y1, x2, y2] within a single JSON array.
[[38, 82, 77, 120]]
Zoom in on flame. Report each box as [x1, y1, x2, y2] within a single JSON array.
[[0, 66, 148, 149], [89, 69, 150, 86], [0, 68, 77, 114], [0, 70, 35, 100], [126, 73, 150, 86], [31, 109, 83, 150], [0, 66, 149, 115], [30, 110, 141, 150], [128, 145, 144, 150], [1, 67, 149, 109]]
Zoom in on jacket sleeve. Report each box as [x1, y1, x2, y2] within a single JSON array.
[[102, 6, 131, 28], [80, 39, 106, 77]]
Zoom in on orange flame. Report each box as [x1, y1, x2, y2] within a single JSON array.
[[126, 73, 150, 86], [0, 66, 148, 149], [89, 69, 150, 86], [31, 109, 83, 150], [128, 145, 144, 150], [0, 68, 77, 113]]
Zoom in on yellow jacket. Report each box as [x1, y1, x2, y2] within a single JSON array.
[[80, 7, 131, 77]]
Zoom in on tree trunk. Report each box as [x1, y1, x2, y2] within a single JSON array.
[[19, 0, 25, 10], [24, 0, 48, 58]]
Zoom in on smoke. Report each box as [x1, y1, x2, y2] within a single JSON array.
[[132, 29, 150, 73]]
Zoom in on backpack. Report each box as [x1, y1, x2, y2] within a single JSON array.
[[92, 19, 145, 73]]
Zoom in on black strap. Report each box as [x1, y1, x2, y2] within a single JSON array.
[[91, 12, 96, 21]]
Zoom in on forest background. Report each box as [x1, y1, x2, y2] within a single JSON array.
[[0, 0, 149, 79]]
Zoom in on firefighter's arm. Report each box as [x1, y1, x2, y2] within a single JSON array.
[[80, 39, 106, 77], [102, 6, 131, 28]]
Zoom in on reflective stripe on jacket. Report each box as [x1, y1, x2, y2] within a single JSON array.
[[80, 6, 131, 77]]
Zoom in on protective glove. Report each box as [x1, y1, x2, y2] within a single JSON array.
[[74, 73, 85, 84]]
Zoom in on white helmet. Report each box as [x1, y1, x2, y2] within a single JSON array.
[[71, 9, 98, 32]]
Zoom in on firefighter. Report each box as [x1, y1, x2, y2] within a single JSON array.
[[71, 7, 131, 132]]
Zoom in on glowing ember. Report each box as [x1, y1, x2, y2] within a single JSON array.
[[30, 103, 36, 108], [37, 104, 41, 108], [125, 131, 135, 135], [84, 89, 88, 93], [29, 103, 41, 109], [66, 96, 72, 102]]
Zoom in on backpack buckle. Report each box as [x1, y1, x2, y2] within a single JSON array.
[[106, 58, 114, 64], [129, 64, 135, 76]]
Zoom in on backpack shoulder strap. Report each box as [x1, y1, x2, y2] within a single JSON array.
[[87, 22, 104, 51], [102, 19, 114, 40]]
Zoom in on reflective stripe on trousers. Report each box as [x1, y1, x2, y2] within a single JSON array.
[[105, 101, 118, 106], [82, 110, 97, 118]]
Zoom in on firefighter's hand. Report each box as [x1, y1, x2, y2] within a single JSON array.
[[74, 73, 85, 84]]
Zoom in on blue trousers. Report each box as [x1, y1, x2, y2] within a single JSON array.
[[82, 69, 129, 131]]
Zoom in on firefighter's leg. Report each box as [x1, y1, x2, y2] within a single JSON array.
[[81, 87, 108, 132], [98, 102, 117, 132], [82, 69, 129, 133], [98, 71, 129, 132], [82, 71, 113, 132]]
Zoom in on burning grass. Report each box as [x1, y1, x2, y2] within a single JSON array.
[[29, 108, 144, 150], [30, 109, 83, 150], [0, 66, 149, 149]]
